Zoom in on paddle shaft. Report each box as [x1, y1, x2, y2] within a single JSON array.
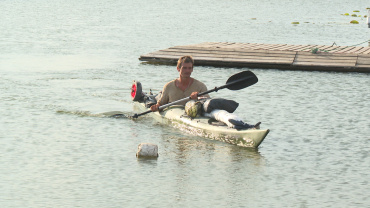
[[131, 74, 255, 118], [132, 96, 191, 118]]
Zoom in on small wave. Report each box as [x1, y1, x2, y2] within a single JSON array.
[[56, 110, 130, 118]]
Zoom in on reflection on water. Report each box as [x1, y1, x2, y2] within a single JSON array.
[[136, 157, 158, 165], [153, 132, 267, 207], [160, 131, 265, 170]]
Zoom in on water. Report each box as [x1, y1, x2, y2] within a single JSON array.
[[1, 0, 369, 207]]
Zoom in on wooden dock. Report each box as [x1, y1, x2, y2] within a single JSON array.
[[139, 42, 370, 73]]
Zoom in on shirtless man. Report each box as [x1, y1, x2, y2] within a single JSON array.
[[150, 55, 209, 112]]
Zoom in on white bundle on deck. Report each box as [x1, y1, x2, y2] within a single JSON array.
[[204, 109, 255, 129]]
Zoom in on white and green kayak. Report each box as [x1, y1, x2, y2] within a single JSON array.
[[129, 71, 269, 148], [134, 101, 269, 148]]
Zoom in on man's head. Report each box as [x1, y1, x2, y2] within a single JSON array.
[[177, 55, 194, 69]]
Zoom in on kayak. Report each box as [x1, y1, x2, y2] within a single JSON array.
[[130, 71, 269, 148], [134, 101, 269, 148]]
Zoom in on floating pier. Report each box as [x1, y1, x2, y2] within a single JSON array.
[[139, 42, 370, 73]]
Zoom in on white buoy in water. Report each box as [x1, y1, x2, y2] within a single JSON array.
[[367, 9, 370, 28], [136, 143, 158, 158]]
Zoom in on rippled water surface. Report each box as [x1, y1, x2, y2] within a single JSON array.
[[1, 0, 369, 207]]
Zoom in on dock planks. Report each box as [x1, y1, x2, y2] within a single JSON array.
[[139, 42, 370, 73]]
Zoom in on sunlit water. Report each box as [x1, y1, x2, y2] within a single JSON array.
[[1, 0, 369, 207]]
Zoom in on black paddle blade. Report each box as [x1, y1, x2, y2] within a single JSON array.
[[225, 71, 258, 91]]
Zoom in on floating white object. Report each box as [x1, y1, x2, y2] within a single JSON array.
[[368, 9, 370, 28], [136, 143, 158, 158]]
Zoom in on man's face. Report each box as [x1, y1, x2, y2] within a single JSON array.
[[178, 62, 193, 78]]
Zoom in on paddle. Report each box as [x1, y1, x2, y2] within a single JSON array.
[[130, 70, 258, 119]]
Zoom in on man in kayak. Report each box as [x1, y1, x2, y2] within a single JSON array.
[[150, 55, 209, 112], [149, 55, 260, 129]]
